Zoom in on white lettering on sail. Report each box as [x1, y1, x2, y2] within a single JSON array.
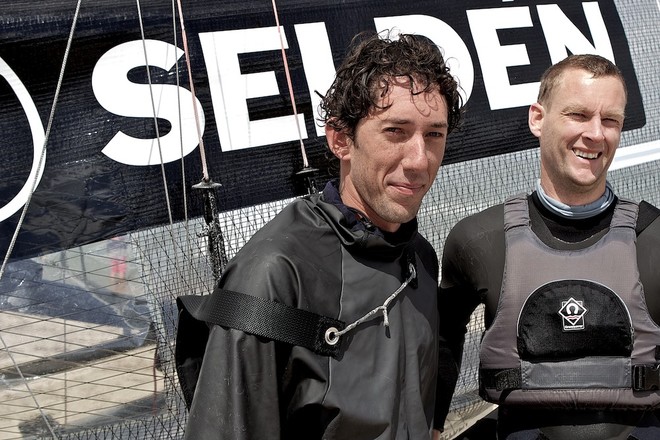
[[199, 27, 307, 151], [538, 2, 615, 64], [467, 6, 538, 110], [295, 22, 336, 138], [87, 3, 627, 161], [92, 39, 204, 166], [373, 14, 475, 106], [468, 3, 613, 110]]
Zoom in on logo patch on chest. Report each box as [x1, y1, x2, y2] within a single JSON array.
[[558, 298, 588, 331]]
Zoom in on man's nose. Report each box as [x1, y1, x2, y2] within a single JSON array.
[[402, 134, 429, 170], [584, 117, 605, 142]]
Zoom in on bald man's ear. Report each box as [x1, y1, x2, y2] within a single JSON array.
[[528, 102, 544, 138], [325, 125, 352, 161]]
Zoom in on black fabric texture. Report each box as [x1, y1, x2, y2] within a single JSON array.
[[638, 201, 660, 234], [174, 303, 211, 409], [178, 179, 441, 440], [175, 271, 346, 410], [177, 291, 345, 358], [518, 280, 633, 360]]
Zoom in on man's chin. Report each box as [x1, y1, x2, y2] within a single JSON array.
[[382, 205, 419, 225]]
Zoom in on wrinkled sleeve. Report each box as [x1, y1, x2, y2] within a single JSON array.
[[183, 249, 299, 440], [183, 324, 281, 440]]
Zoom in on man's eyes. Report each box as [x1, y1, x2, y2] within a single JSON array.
[[566, 112, 623, 126], [603, 117, 623, 127], [383, 127, 445, 138]]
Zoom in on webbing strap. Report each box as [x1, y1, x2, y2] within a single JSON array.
[[483, 364, 660, 392], [481, 368, 522, 391], [633, 364, 660, 391], [177, 290, 345, 358]]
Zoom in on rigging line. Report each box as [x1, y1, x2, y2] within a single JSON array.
[[169, 1, 201, 293], [175, 0, 210, 182], [0, 1, 85, 437], [0, 5, 83, 281], [326, 263, 417, 345], [174, 0, 228, 277], [271, 0, 309, 168], [171, 0, 188, 225], [170, 0, 196, 272], [136, 0, 174, 226], [0, 331, 59, 438]]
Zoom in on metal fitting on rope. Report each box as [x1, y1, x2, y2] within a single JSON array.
[[325, 327, 340, 346], [323, 263, 416, 346]]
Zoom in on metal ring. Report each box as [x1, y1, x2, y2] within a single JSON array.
[[325, 327, 339, 346]]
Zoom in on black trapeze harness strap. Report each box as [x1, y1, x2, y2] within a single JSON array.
[[177, 290, 345, 358]]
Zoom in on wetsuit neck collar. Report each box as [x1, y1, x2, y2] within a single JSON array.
[[536, 179, 615, 220]]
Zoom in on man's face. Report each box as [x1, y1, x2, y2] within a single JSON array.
[[329, 77, 449, 232], [530, 68, 626, 205]]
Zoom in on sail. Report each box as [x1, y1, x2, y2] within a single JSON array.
[[1, 0, 659, 439]]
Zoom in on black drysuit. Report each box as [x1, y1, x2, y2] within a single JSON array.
[[181, 180, 445, 440]]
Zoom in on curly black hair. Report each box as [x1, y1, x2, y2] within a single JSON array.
[[317, 31, 463, 176], [319, 31, 463, 137]]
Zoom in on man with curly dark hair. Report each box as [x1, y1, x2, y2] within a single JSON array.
[[320, 32, 462, 178], [177, 31, 462, 439]]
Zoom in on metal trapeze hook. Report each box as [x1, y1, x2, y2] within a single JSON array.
[[192, 178, 228, 280], [295, 165, 319, 195]]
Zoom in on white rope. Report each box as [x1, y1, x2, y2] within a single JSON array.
[[174, 0, 211, 182], [326, 263, 417, 345], [271, 0, 310, 168], [171, 0, 189, 224]]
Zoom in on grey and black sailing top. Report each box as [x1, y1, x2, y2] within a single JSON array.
[[438, 192, 660, 439]]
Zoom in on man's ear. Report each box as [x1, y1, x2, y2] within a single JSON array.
[[528, 102, 544, 138], [325, 125, 352, 160]]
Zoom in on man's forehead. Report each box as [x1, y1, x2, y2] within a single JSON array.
[[547, 70, 626, 107]]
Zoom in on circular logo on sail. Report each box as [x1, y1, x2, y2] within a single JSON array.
[[0, 57, 46, 222]]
